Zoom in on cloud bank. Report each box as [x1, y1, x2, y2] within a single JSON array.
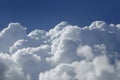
[[0, 21, 120, 80]]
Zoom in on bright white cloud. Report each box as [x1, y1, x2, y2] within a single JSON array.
[[0, 23, 27, 53], [0, 21, 120, 80]]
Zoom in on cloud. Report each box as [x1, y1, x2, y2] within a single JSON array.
[[0, 21, 120, 80], [0, 53, 30, 80], [0, 23, 26, 53], [40, 55, 120, 80]]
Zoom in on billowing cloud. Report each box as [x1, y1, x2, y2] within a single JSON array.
[[0, 53, 30, 80], [0, 21, 120, 80]]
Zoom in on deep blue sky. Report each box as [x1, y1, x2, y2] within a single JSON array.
[[0, 0, 120, 32]]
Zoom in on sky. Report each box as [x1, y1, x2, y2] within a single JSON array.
[[0, 0, 120, 32], [1, 1, 120, 79]]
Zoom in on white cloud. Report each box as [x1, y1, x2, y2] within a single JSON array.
[[0, 21, 120, 80], [0, 53, 30, 80], [77, 45, 94, 60], [0, 23, 27, 53], [40, 55, 120, 80]]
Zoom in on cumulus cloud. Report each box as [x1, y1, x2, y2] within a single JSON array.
[[0, 21, 120, 80], [0, 53, 30, 80]]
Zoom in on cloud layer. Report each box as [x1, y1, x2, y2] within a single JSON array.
[[0, 21, 120, 80]]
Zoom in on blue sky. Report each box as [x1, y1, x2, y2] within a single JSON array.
[[0, 0, 120, 32]]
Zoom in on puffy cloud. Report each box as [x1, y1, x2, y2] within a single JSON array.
[[0, 23, 27, 53], [0, 21, 120, 80], [12, 45, 51, 80], [40, 55, 120, 80], [77, 45, 93, 60], [39, 63, 75, 80], [0, 53, 30, 80]]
